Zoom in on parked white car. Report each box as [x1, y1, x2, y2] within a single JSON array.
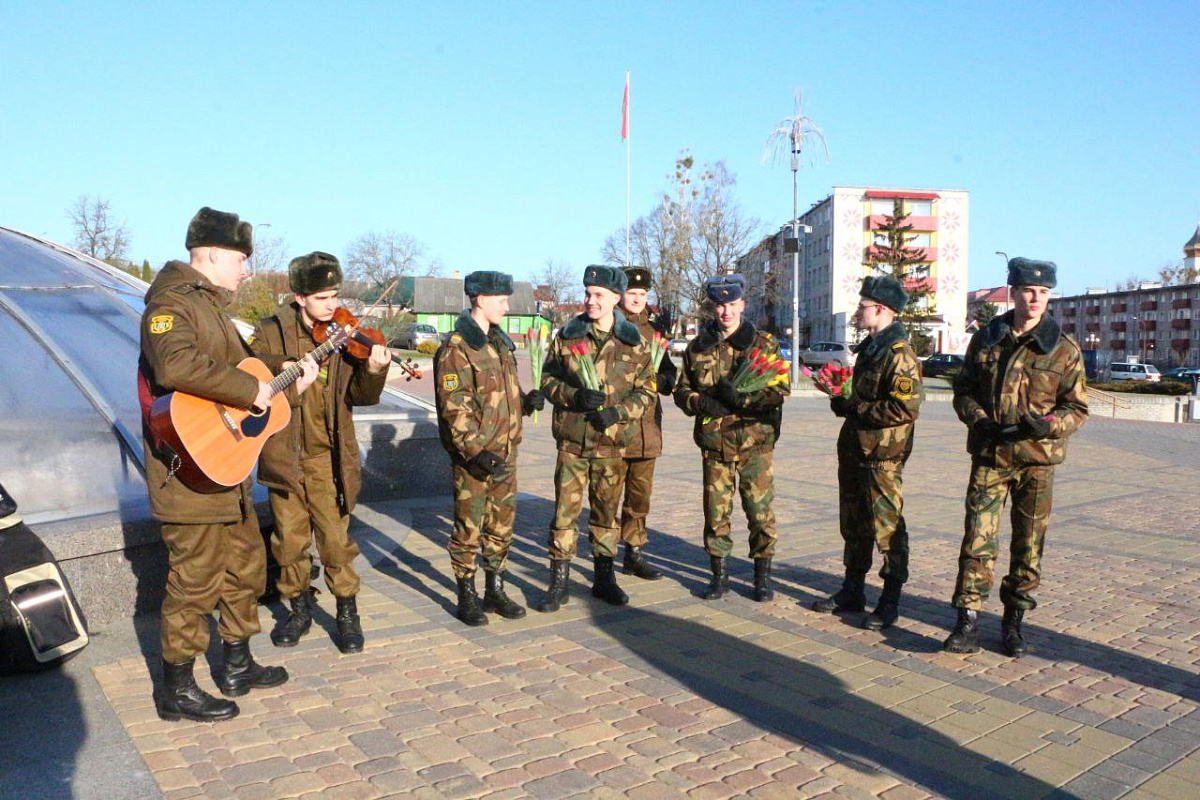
[[1108, 362, 1161, 382], [799, 341, 856, 368]]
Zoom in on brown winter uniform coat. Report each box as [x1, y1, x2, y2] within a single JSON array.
[[434, 310, 525, 464], [251, 303, 387, 514], [541, 311, 656, 458], [139, 260, 259, 523], [674, 320, 789, 461], [953, 310, 1089, 468], [839, 321, 923, 464]]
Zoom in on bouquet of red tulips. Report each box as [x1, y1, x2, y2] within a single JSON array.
[[803, 363, 854, 397], [568, 341, 601, 391], [732, 347, 790, 393], [649, 331, 669, 371]]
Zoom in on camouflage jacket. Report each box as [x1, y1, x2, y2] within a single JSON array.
[[622, 309, 675, 459], [251, 303, 386, 513], [837, 322, 923, 464], [434, 310, 525, 464], [674, 320, 789, 461], [542, 311, 655, 458], [139, 260, 259, 524], [953, 311, 1089, 467]]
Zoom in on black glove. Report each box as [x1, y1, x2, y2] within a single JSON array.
[[522, 389, 545, 416], [573, 388, 605, 412], [466, 451, 506, 480], [1018, 412, 1052, 440], [710, 378, 742, 409], [694, 394, 733, 419], [657, 359, 677, 395], [972, 418, 1006, 442], [586, 407, 621, 431], [830, 395, 852, 418]]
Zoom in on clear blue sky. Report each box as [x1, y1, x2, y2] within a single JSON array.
[[3, 1, 1196, 296]]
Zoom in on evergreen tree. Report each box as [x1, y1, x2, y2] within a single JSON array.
[[974, 301, 999, 326], [864, 199, 938, 354], [140, 259, 153, 282]]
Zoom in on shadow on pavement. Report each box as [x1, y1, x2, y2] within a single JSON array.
[[0, 669, 85, 800]]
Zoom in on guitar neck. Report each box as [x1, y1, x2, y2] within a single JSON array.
[[268, 337, 339, 395]]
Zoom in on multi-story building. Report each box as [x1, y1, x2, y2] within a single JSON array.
[[1048, 225, 1200, 369], [740, 186, 969, 353], [967, 286, 1015, 324]]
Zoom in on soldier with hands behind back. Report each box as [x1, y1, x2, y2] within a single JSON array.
[[434, 271, 544, 626]]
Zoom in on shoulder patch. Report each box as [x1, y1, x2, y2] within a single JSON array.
[[450, 333, 463, 344], [892, 341, 905, 350], [442, 373, 460, 391], [892, 375, 917, 400], [149, 314, 174, 334], [246, 334, 256, 346]]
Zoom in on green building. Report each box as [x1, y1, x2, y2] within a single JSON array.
[[397, 276, 548, 344]]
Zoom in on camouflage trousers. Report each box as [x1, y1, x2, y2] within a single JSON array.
[[702, 450, 777, 559], [269, 454, 360, 600], [837, 443, 909, 584], [619, 457, 657, 548], [549, 451, 623, 561], [449, 453, 518, 579], [160, 516, 265, 664], [952, 461, 1055, 611]]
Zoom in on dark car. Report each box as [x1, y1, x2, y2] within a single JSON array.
[[1163, 367, 1200, 386], [922, 353, 964, 378]]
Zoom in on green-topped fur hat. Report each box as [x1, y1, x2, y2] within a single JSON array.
[[860, 275, 909, 312], [185, 206, 254, 256], [583, 264, 628, 295], [623, 266, 652, 291], [1007, 257, 1057, 289], [464, 270, 514, 297], [289, 251, 342, 294]]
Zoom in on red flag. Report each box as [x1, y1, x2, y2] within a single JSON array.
[[621, 73, 629, 140]]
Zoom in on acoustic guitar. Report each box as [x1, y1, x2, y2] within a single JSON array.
[[148, 323, 350, 492]]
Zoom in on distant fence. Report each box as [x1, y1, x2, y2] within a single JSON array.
[[1089, 387, 1198, 423]]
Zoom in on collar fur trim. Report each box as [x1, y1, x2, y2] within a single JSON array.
[[853, 321, 907, 362], [560, 311, 641, 346], [980, 309, 1062, 353], [691, 319, 756, 353], [454, 309, 514, 351]]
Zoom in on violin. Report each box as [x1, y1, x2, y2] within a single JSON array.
[[312, 307, 423, 381]]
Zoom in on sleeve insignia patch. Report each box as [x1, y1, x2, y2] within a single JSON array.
[[450, 334, 463, 344], [892, 341, 904, 350], [892, 375, 916, 399], [149, 315, 174, 334], [442, 373, 460, 391]]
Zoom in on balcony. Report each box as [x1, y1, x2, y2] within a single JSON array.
[[902, 276, 937, 294], [1085, 322, 1101, 332], [1109, 321, 1127, 332], [1111, 302, 1127, 313], [1085, 306, 1100, 315], [1172, 338, 1192, 351], [1140, 300, 1158, 311], [1173, 298, 1193, 309], [1063, 307, 1076, 316], [867, 215, 938, 231], [1062, 322, 1076, 333], [865, 245, 937, 262], [1171, 318, 1192, 330], [1140, 320, 1157, 331]]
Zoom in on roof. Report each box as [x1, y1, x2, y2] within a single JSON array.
[[404, 276, 537, 315], [1186, 223, 1200, 254], [968, 286, 1011, 304]]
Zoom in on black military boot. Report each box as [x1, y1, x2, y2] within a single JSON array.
[[216, 639, 289, 697], [535, 560, 571, 613], [455, 574, 488, 626], [752, 558, 774, 602], [272, 593, 312, 648], [863, 578, 903, 630], [812, 569, 867, 613], [591, 556, 630, 606], [155, 659, 239, 722], [623, 544, 662, 580], [703, 555, 729, 600], [1001, 606, 1027, 657], [335, 596, 365, 654], [942, 608, 981, 653], [483, 570, 527, 619]]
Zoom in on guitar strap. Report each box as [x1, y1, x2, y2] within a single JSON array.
[[136, 357, 181, 480]]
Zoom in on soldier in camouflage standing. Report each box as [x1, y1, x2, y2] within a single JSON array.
[[615, 266, 678, 580], [536, 266, 656, 612], [944, 258, 1088, 656], [434, 271, 545, 626], [812, 276, 922, 630], [674, 274, 789, 602]]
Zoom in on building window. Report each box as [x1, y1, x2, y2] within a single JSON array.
[[909, 200, 933, 216]]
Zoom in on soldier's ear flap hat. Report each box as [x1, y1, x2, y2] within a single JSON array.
[[860, 275, 908, 312], [623, 266, 652, 291], [583, 265, 628, 295], [464, 270, 514, 297], [289, 252, 342, 294], [1007, 257, 1057, 289], [704, 273, 746, 303], [186, 206, 254, 257]]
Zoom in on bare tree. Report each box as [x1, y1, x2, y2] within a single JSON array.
[[344, 231, 441, 311], [67, 195, 131, 265], [249, 232, 289, 275], [1114, 275, 1142, 291], [531, 258, 576, 325]]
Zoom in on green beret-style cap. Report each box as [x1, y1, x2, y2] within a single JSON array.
[[464, 270, 514, 297], [704, 273, 746, 303], [860, 275, 909, 312], [1007, 257, 1057, 289], [289, 251, 342, 294], [185, 206, 253, 257], [623, 266, 652, 291], [583, 264, 628, 294]]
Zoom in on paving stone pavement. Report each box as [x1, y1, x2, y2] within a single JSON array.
[[7, 397, 1200, 799]]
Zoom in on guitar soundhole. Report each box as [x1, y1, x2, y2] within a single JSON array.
[[241, 409, 270, 437]]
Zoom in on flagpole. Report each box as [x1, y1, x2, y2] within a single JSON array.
[[625, 71, 631, 267]]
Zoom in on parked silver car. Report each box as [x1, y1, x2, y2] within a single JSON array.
[[389, 322, 440, 350], [798, 341, 856, 368]]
